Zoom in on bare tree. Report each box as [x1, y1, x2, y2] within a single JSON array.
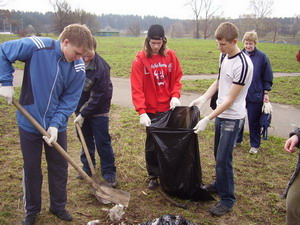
[[203, 0, 220, 39], [74, 9, 100, 34], [127, 21, 141, 37], [186, 0, 204, 39], [249, 0, 274, 19], [50, 0, 76, 33]]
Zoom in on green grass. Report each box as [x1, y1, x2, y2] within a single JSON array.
[[0, 35, 299, 76], [182, 76, 300, 108], [0, 89, 296, 224]]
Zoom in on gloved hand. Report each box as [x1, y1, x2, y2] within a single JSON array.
[[43, 127, 58, 146], [74, 114, 85, 127], [262, 102, 273, 114], [0, 86, 14, 104], [193, 116, 210, 134], [189, 96, 207, 111], [139, 113, 151, 127], [170, 97, 181, 109]]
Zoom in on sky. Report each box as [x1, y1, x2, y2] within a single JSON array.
[[1, 0, 299, 20]]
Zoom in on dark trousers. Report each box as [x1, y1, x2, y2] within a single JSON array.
[[19, 127, 68, 215], [79, 116, 116, 180], [237, 102, 263, 148], [145, 112, 163, 179]]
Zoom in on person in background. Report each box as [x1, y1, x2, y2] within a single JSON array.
[[189, 22, 253, 216], [74, 36, 117, 188], [235, 31, 273, 154], [283, 50, 300, 225], [0, 24, 94, 225], [284, 128, 300, 225], [130, 24, 183, 190]]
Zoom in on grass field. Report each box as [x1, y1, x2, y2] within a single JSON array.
[[0, 34, 299, 225], [0, 91, 296, 225], [0, 34, 299, 77]]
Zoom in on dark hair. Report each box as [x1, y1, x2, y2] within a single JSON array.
[[144, 36, 167, 57]]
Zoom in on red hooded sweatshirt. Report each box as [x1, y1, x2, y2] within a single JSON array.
[[130, 49, 183, 115]]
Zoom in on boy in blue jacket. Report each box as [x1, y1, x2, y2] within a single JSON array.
[[0, 24, 94, 225]]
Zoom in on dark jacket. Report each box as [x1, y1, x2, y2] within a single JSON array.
[[242, 48, 273, 103], [283, 128, 300, 198], [76, 53, 112, 118]]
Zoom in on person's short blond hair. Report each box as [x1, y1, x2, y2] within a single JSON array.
[[242, 31, 258, 43], [58, 24, 94, 52], [214, 22, 239, 42]]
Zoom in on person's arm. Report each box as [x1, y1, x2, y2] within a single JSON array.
[[285, 128, 300, 153], [169, 50, 183, 98], [80, 57, 112, 118], [207, 83, 243, 120], [261, 54, 273, 103], [49, 64, 86, 129], [130, 56, 147, 115]]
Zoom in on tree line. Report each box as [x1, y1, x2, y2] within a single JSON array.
[[0, 0, 299, 43]]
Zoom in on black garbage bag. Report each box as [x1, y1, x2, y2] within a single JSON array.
[[139, 214, 195, 225], [146, 106, 214, 201]]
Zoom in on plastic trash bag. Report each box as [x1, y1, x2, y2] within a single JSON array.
[[146, 106, 214, 201], [139, 214, 195, 225]]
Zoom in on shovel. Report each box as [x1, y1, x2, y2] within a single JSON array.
[[12, 98, 130, 207], [72, 113, 96, 177]]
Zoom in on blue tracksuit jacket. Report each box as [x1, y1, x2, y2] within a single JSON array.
[[0, 36, 85, 133]]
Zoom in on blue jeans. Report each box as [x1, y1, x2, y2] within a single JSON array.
[[79, 116, 116, 180], [213, 117, 242, 208]]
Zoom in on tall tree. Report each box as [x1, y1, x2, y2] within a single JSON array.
[[74, 9, 100, 34], [249, 0, 273, 19], [186, 0, 203, 39], [50, 0, 76, 33], [203, 0, 220, 39]]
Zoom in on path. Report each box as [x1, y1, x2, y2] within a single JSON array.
[[12, 70, 300, 139]]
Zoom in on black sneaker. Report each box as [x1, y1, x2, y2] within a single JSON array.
[[105, 178, 118, 188], [209, 202, 232, 216], [148, 178, 159, 190], [203, 183, 218, 194], [22, 214, 36, 225], [50, 209, 73, 221]]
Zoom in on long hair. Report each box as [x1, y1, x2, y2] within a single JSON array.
[[143, 36, 167, 58]]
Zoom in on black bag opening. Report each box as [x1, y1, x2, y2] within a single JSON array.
[[146, 106, 214, 201]]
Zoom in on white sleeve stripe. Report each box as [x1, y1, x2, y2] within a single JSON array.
[[238, 53, 249, 84], [29, 36, 45, 49]]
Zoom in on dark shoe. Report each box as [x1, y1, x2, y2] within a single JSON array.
[[203, 183, 218, 194], [209, 202, 232, 216], [22, 214, 36, 225], [105, 177, 118, 188], [50, 209, 73, 221], [148, 178, 159, 190]]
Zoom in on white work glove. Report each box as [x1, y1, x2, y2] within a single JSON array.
[[170, 97, 181, 109], [189, 96, 207, 111], [74, 114, 85, 127], [193, 116, 210, 134], [139, 113, 151, 127], [43, 127, 58, 146], [262, 102, 273, 114], [0, 86, 14, 104]]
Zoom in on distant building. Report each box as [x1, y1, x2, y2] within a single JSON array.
[[95, 31, 120, 37]]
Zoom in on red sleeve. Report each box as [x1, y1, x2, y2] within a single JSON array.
[[130, 56, 147, 115], [169, 50, 183, 98]]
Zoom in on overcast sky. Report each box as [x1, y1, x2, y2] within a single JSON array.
[[2, 0, 299, 20]]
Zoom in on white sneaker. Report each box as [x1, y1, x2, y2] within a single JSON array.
[[249, 147, 258, 154]]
